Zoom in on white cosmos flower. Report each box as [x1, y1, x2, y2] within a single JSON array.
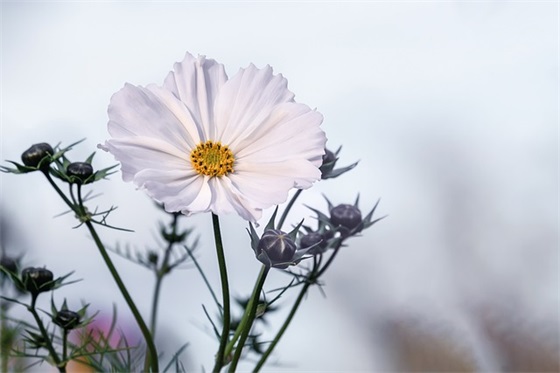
[[99, 52, 326, 222]]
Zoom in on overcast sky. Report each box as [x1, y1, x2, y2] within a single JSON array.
[[1, 1, 558, 371]]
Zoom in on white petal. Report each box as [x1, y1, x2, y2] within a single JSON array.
[[101, 137, 188, 182], [163, 52, 227, 140], [209, 177, 263, 221], [214, 64, 295, 147], [134, 168, 208, 212], [146, 84, 202, 147], [229, 158, 321, 211], [108, 83, 195, 151], [234, 102, 326, 166]]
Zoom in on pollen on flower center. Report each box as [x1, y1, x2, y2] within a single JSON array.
[[190, 141, 235, 177]]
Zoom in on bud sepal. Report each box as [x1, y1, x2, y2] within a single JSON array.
[[248, 208, 309, 269], [319, 146, 359, 180]]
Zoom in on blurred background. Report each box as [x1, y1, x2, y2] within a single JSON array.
[[1, 1, 558, 371]]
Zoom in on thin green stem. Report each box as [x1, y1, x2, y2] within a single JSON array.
[[84, 220, 159, 373], [228, 265, 269, 372], [0, 302, 7, 373], [277, 189, 302, 230], [45, 175, 158, 372], [62, 330, 69, 363], [253, 280, 310, 373], [185, 247, 221, 312], [28, 296, 65, 372], [43, 173, 79, 215], [224, 264, 270, 357], [315, 241, 343, 279], [211, 213, 231, 373], [149, 213, 179, 337], [252, 243, 344, 373]]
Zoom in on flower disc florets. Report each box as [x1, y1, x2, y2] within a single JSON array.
[[190, 141, 234, 177], [257, 229, 297, 269]]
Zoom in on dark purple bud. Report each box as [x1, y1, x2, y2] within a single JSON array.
[[21, 267, 54, 296], [330, 204, 363, 234], [21, 143, 54, 169], [0, 256, 18, 274], [319, 149, 336, 178], [67, 162, 94, 184], [257, 229, 297, 269], [54, 309, 81, 330], [300, 232, 327, 255]]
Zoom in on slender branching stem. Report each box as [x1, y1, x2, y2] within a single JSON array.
[[253, 241, 343, 372], [84, 220, 159, 372], [277, 189, 302, 230], [61, 329, 69, 363], [44, 171, 159, 371], [228, 265, 269, 372], [212, 213, 231, 373], [149, 213, 179, 337], [28, 295, 65, 372], [253, 279, 310, 373], [44, 173, 79, 215]]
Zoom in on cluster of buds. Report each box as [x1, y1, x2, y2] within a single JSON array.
[[299, 196, 383, 258], [1, 140, 116, 186]]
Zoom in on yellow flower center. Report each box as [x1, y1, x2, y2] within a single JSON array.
[[190, 141, 235, 177]]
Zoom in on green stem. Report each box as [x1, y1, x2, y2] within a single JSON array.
[[315, 241, 343, 279], [84, 220, 158, 372], [43, 170, 158, 370], [44, 173, 79, 215], [212, 214, 231, 373], [224, 264, 270, 357], [277, 189, 302, 230], [28, 295, 65, 372], [149, 213, 179, 337], [228, 265, 269, 372], [253, 280, 310, 373], [0, 301, 7, 373], [62, 329, 69, 363], [252, 243, 343, 373]]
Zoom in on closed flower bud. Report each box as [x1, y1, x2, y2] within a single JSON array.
[[21, 143, 54, 169], [67, 162, 94, 184], [330, 204, 362, 235], [319, 148, 336, 178], [257, 229, 297, 269], [21, 267, 54, 296], [300, 232, 327, 255], [0, 256, 18, 274], [54, 309, 81, 330]]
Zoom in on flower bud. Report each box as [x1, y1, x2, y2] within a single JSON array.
[[67, 162, 94, 184], [21, 143, 54, 169], [300, 232, 327, 255], [0, 256, 18, 274], [330, 204, 362, 235], [319, 148, 336, 178], [256, 229, 297, 269], [54, 309, 81, 330], [147, 251, 159, 266], [21, 267, 54, 296]]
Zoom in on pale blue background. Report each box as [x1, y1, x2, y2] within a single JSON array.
[[1, 1, 558, 371]]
